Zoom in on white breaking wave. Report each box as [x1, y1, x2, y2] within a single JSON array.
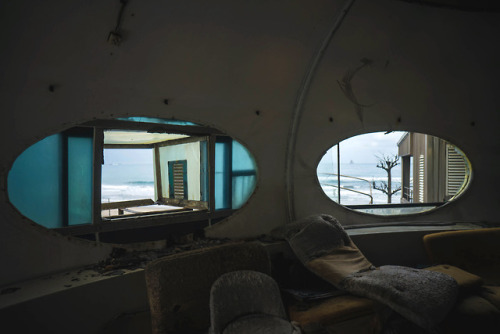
[[101, 184, 154, 202]]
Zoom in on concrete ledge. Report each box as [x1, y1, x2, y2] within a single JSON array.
[[0, 268, 149, 334]]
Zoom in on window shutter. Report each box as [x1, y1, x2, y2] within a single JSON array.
[[446, 144, 466, 197], [418, 155, 425, 203], [168, 160, 188, 199]]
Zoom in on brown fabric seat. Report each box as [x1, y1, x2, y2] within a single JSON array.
[[480, 285, 500, 310], [425, 264, 483, 290], [441, 294, 500, 334], [288, 294, 381, 326], [423, 227, 500, 285], [423, 228, 500, 333]]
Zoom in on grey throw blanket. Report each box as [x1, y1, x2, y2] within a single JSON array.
[[272, 214, 458, 332]]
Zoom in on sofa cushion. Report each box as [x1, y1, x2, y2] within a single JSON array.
[[426, 264, 483, 290], [480, 286, 500, 310], [272, 214, 373, 286], [442, 294, 500, 333], [288, 294, 380, 326]]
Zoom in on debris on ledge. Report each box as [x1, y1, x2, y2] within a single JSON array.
[[91, 235, 231, 275]]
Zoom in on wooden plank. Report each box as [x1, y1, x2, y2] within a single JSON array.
[[160, 197, 208, 210], [104, 143, 153, 149], [156, 135, 208, 148], [105, 206, 193, 218], [54, 209, 234, 236], [101, 198, 155, 210]]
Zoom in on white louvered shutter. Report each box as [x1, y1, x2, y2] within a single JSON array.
[[446, 144, 467, 197], [418, 155, 425, 202]]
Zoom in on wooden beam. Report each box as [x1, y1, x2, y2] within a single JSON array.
[[156, 136, 208, 148], [160, 197, 209, 210], [101, 198, 155, 210], [54, 209, 235, 236], [104, 144, 154, 149], [106, 207, 193, 219]]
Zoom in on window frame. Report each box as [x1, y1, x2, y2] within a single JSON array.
[[53, 119, 238, 239], [318, 131, 472, 217]]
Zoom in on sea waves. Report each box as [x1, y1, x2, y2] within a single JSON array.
[[101, 183, 154, 203]]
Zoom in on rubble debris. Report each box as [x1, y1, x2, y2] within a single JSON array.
[[104, 270, 126, 276], [90, 236, 230, 274]]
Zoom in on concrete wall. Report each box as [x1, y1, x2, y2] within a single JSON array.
[[1, 0, 499, 288]]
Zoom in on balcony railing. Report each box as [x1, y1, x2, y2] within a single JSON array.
[[321, 173, 373, 204]]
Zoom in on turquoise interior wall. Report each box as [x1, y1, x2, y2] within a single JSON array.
[[231, 140, 257, 209], [8, 134, 65, 228], [67, 136, 93, 226], [215, 138, 257, 210]]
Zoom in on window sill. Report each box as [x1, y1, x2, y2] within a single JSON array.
[[345, 222, 484, 236]]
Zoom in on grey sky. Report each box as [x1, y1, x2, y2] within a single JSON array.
[[104, 148, 153, 165], [321, 131, 406, 165], [104, 131, 407, 166]]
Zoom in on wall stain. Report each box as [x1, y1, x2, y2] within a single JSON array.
[[337, 58, 374, 123]]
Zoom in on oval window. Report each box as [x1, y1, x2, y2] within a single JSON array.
[[7, 118, 257, 239], [317, 131, 472, 216]]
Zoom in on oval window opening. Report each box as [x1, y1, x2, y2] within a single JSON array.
[[317, 131, 472, 216], [7, 118, 257, 242]]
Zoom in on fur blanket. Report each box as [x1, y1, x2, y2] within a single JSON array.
[[340, 265, 457, 331], [272, 214, 458, 331]]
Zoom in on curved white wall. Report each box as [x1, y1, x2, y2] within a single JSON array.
[[292, 0, 500, 226], [1, 0, 499, 285]]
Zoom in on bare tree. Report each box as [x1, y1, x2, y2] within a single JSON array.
[[372, 154, 401, 203]]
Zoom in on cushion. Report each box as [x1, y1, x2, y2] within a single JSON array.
[[426, 264, 483, 290], [288, 294, 380, 326], [480, 285, 500, 310], [443, 294, 500, 333], [272, 214, 374, 285]]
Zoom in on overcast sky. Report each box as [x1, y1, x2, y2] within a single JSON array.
[[321, 131, 406, 165], [103, 131, 407, 166], [103, 148, 153, 165]]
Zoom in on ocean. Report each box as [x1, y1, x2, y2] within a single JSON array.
[[317, 161, 402, 205], [101, 161, 403, 206], [101, 163, 155, 203]]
